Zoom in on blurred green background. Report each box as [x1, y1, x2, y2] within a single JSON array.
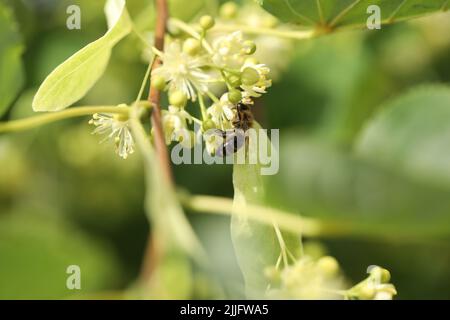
[[0, 0, 449, 299]]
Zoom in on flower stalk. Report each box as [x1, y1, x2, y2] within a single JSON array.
[[0, 105, 130, 133]]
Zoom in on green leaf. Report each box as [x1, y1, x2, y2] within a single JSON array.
[[0, 2, 24, 117], [32, 0, 132, 112], [261, 0, 448, 29], [356, 85, 450, 189], [231, 123, 298, 297]]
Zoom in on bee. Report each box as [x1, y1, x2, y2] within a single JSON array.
[[215, 101, 254, 157]]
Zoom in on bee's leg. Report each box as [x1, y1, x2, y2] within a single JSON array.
[[233, 129, 245, 153]]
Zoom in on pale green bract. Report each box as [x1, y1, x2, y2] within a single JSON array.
[[32, 0, 132, 112], [231, 123, 298, 297], [260, 0, 449, 29]]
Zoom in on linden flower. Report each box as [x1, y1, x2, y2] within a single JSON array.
[[265, 256, 345, 300], [203, 129, 225, 155], [207, 93, 236, 128], [89, 113, 135, 159], [162, 105, 193, 145], [212, 31, 247, 69], [241, 61, 272, 98], [345, 266, 397, 300], [152, 41, 210, 101]]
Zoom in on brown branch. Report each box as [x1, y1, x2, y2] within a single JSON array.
[[148, 0, 173, 185], [139, 0, 171, 287]]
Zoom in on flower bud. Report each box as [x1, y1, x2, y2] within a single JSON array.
[[317, 256, 339, 277], [245, 57, 260, 65], [264, 266, 280, 283], [114, 113, 129, 122], [202, 119, 216, 132], [242, 40, 257, 55], [220, 2, 238, 20], [358, 285, 376, 300], [241, 67, 260, 86], [151, 75, 166, 91], [199, 15, 215, 30], [228, 89, 242, 104], [183, 38, 201, 55], [228, 74, 242, 88], [169, 90, 187, 107], [370, 266, 391, 283]]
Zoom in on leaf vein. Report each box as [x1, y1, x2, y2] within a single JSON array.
[[329, 0, 362, 28]]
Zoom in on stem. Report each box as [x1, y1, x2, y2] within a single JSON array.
[[0, 106, 130, 133], [139, 0, 172, 287], [169, 18, 214, 53], [148, 0, 173, 185], [198, 91, 207, 120], [182, 195, 322, 237], [273, 223, 289, 267], [205, 90, 220, 104], [213, 23, 315, 41]]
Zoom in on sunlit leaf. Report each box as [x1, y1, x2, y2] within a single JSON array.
[[0, 2, 24, 117], [260, 0, 448, 30], [32, 0, 132, 112]]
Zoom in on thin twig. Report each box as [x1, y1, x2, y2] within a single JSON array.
[[0, 106, 130, 133], [148, 0, 173, 185], [139, 0, 172, 287]]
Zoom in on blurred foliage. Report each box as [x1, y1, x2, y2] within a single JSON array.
[[0, 0, 449, 299], [0, 1, 24, 117]]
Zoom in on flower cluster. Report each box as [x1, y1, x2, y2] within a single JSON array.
[[89, 4, 276, 159], [149, 13, 272, 155], [212, 2, 294, 79], [345, 266, 397, 300], [264, 255, 346, 299], [264, 253, 397, 300]]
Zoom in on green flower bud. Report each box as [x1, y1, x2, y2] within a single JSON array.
[[370, 266, 391, 283], [199, 15, 215, 30], [228, 74, 242, 88], [241, 67, 260, 86], [245, 57, 260, 65], [228, 89, 242, 104], [358, 285, 376, 300], [114, 113, 129, 122], [202, 119, 216, 132], [264, 266, 281, 283], [317, 256, 339, 277], [169, 90, 188, 107], [183, 38, 201, 55], [220, 2, 238, 20], [151, 75, 166, 91], [242, 40, 257, 55]]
